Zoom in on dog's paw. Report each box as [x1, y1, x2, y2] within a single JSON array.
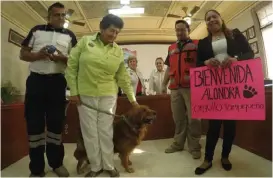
[[77, 160, 90, 175], [128, 160, 132, 165], [243, 85, 258, 98], [126, 167, 135, 173]]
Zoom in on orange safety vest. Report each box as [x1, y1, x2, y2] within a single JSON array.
[[168, 39, 199, 89]]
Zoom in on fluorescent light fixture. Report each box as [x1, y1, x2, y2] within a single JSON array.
[[109, 5, 144, 15], [184, 16, 191, 25], [63, 20, 69, 28], [120, 0, 130, 5]]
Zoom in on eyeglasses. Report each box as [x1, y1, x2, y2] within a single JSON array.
[[175, 28, 188, 33], [52, 13, 66, 18]]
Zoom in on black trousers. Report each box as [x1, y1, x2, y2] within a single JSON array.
[[24, 72, 67, 174], [204, 120, 236, 162]]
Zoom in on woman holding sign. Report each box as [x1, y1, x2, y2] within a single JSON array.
[[194, 10, 254, 175]]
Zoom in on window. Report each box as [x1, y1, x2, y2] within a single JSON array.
[[256, 2, 273, 79], [261, 25, 273, 79]]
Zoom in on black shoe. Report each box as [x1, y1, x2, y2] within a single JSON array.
[[195, 161, 212, 175], [85, 169, 103, 177], [105, 168, 120, 177], [29, 172, 45, 177], [221, 158, 232, 171]]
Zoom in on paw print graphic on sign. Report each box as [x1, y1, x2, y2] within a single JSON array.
[[243, 85, 258, 98]]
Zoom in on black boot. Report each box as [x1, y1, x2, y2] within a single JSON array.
[[221, 158, 232, 171], [195, 160, 212, 175]]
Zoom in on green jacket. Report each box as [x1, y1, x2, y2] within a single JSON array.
[[65, 33, 136, 102]]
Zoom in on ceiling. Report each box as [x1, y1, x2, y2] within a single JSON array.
[[1, 1, 259, 44]]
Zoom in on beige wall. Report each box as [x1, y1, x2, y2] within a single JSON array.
[[1, 17, 30, 94]]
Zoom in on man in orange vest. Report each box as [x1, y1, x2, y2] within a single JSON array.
[[162, 20, 201, 159]]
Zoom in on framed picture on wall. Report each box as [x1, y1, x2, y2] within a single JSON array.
[[242, 30, 248, 40], [8, 29, 25, 47], [250, 41, 259, 54], [247, 26, 256, 40], [122, 48, 137, 68]]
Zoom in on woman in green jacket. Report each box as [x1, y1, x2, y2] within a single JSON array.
[[65, 14, 138, 177]]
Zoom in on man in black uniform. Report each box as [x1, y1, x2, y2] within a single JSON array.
[[20, 2, 77, 177]]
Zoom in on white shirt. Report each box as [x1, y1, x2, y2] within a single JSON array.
[[21, 24, 77, 74], [212, 37, 229, 62], [127, 68, 146, 96], [149, 69, 166, 95]]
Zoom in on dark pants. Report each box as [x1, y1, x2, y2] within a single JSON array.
[[24, 72, 67, 174], [205, 120, 236, 162]]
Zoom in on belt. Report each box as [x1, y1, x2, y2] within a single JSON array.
[[30, 72, 63, 77]]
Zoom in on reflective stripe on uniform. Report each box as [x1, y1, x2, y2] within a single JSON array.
[[29, 139, 45, 148], [47, 131, 62, 145], [28, 133, 45, 141], [46, 137, 62, 145], [47, 131, 62, 140]]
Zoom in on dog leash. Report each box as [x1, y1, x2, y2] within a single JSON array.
[[65, 100, 124, 118], [65, 100, 139, 135]]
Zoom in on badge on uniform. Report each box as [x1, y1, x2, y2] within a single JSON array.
[[183, 43, 197, 50], [88, 42, 95, 47], [169, 48, 179, 55]]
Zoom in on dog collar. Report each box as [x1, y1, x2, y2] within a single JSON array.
[[121, 115, 139, 135]]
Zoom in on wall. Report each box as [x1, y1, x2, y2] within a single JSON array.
[[1, 17, 29, 94]]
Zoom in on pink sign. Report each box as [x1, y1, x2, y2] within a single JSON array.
[[190, 58, 265, 120]]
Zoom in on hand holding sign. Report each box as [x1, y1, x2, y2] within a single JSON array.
[[221, 57, 238, 68], [204, 58, 221, 67], [190, 58, 265, 121]]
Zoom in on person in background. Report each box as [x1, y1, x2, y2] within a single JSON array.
[[149, 57, 167, 95], [20, 2, 77, 177], [162, 20, 201, 159], [194, 9, 254, 175], [65, 14, 138, 177], [127, 55, 146, 96]]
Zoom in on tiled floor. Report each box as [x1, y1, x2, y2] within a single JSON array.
[[1, 137, 272, 177]]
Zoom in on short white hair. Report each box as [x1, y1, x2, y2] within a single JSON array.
[[127, 55, 137, 64]]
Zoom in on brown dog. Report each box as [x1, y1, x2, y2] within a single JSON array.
[[74, 105, 156, 174]]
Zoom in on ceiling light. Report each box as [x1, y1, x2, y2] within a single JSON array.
[[63, 20, 69, 28], [120, 0, 130, 5], [109, 5, 144, 16], [184, 16, 191, 25]]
